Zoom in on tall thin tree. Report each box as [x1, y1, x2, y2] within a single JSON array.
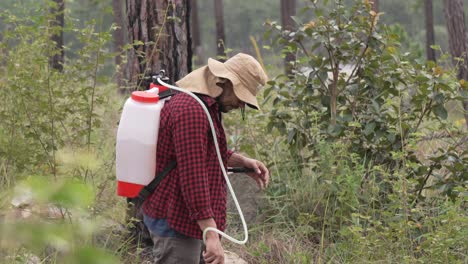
[[214, 0, 226, 61], [190, 0, 203, 65], [0, 18, 3, 66], [0, 18, 3, 45], [281, 0, 296, 75], [113, 0, 126, 90], [424, 0, 436, 62], [125, 0, 192, 246], [49, 0, 65, 72], [371, 0, 378, 12], [443, 0, 468, 129]]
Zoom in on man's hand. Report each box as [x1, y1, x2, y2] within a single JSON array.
[[242, 157, 270, 190], [228, 153, 270, 190], [203, 232, 224, 264], [197, 218, 224, 264]]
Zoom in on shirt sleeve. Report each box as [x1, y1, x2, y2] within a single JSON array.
[[227, 149, 234, 160], [172, 100, 214, 221]]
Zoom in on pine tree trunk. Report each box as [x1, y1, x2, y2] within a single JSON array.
[[371, 0, 378, 12], [281, 0, 296, 75], [0, 18, 3, 67], [214, 0, 226, 61], [424, 0, 436, 62], [113, 0, 126, 92], [126, 0, 192, 90], [125, 0, 192, 247], [49, 0, 65, 72], [0, 17, 3, 45], [443, 0, 468, 129], [190, 0, 203, 65]]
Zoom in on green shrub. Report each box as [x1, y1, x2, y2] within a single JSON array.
[[228, 0, 467, 262], [0, 2, 126, 263]]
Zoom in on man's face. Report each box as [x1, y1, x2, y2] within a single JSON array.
[[217, 81, 245, 113]]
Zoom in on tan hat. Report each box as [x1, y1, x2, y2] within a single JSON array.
[[175, 65, 224, 98], [207, 53, 268, 109]]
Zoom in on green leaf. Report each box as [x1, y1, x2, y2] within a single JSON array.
[[430, 45, 441, 51], [433, 104, 448, 120], [287, 129, 296, 144], [133, 40, 144, 46], [434, 93, 445, 104], [291, 16, 302, 26], [318, 71, 328, 83], [364, 122, 376, 136], [460, 89, 468, 99], [371, 100, 380, 113], [314, 8, 324, 17]]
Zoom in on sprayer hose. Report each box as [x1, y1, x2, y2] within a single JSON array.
[[158, 79, 248, 245]]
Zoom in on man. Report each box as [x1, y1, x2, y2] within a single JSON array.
[[142, 53, 270, 264]]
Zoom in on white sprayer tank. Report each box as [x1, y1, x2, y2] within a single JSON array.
[[116, 89, 164, 197]]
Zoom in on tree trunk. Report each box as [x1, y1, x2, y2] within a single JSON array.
[[113, 0, 126, 92], [214, 0, 226, 61], [49, 0, 65, 72], [0, 18, 3, 67], [424, 0, 436, 62], [281, 0, 296, 75], [371, 0, 378, 12], [190, 0, 203, 65], [126, 0, 192, 90], [443, 0, 468, 129], [125, 0, 192, 247], [0, 17, 3, 44]]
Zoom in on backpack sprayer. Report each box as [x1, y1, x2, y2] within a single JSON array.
[[116, 70, 250, 245]]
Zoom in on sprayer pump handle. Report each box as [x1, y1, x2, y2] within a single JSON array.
[[227, 167, 255, 173], [153, 70, 170, 85]]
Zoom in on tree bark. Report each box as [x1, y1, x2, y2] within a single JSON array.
[[0, 18, 4, 67], [281, 0, 296, 75], [190, 0, 203, 65], [371, 0, 378, 12], [0, 18, 3, 44], [49, 0, 65, 72], [124, 0, 192, 247], [443, 0, 468, 129], [214, 0, 226, 61], [424, 0, 436, 62], [113, 0, 126, 91], [126, 0, 192, 90]]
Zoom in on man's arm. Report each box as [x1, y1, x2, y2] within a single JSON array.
[[228, 152, 270, 190], [197, 218, 224, 263]]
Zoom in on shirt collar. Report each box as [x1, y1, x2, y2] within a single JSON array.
[[197, 94, 218, 108]]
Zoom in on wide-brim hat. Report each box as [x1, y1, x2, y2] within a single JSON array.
[[207, 53, 268, 109], [175, 66, 223, 98]]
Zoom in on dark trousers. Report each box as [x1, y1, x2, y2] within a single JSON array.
[[149, 231, 205, 264]]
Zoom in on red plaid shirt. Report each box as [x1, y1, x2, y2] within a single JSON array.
[[142, 92, 233, 239]]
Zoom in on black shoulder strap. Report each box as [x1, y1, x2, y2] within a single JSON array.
[[137, 160, 177, 201]]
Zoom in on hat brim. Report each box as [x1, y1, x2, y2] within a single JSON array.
[[208, 58, 260, 110]]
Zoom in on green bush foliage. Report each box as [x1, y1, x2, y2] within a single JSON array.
[[228, 0, 467, 263], [0, 2, 123, 263]]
